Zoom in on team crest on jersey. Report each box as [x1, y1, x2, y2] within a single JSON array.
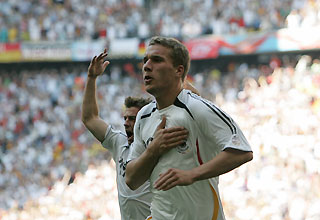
[[176, 142, 190, 154]]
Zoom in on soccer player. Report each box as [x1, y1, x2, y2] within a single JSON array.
[[81, 50, 191, 220], [126, 36, 253, 220]]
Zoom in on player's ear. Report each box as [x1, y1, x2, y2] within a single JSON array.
[[175, 65, 184, 79]]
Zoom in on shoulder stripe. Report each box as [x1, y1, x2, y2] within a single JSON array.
[[174, 97, 194, 119], [141, 107, 157, 119], [201, 100, 236, 134], [188, 92, 237, 134]]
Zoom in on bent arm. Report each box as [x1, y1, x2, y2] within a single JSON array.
[[126, 146, 161, 190], [126, 117, 189, 190], [154, 148, 253, 190], [191, 148, 253, 182]]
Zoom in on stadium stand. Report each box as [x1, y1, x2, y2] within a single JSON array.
[[0, 0, 319, 42]]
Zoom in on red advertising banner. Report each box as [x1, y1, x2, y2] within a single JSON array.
[[0, 43, 22, 62], [184, 37, 220, 60]]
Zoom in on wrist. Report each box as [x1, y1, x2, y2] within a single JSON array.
[[87, 74, 97, 79], [190, 167, 200, 182], [87, 74, 98, 80], [146, 142, 161, 161]]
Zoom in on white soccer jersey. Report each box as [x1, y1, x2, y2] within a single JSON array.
[[129, 89, 252, 220], [102, 125, 152, 220]]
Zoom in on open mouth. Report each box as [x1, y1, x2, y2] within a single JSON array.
[[126, 130, 133, 138], [144, 75, 153, 83], [126, 131, 134, 144]]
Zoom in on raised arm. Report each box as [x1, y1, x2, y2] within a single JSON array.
[[81, 49, 110, 142]]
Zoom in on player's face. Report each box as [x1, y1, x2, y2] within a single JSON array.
[[123, 107, 140, 145], [142, 44, 180, 97]]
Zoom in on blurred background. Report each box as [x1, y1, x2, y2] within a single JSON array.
[[0, 0, 320, 219]]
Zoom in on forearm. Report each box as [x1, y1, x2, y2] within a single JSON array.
[[81, 76, 108, 142], [192, 149, 253, 182], [82, 76, 99, 123], [126, 147, 160, 190]]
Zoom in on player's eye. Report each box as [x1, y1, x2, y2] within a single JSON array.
[[128, 116, 136, 121], [124, 116, 136, 121]]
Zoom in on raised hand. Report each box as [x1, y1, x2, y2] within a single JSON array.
[[88, 49, 110, 78]]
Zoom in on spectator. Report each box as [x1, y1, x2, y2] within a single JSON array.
[[0, 0, 319, 42]]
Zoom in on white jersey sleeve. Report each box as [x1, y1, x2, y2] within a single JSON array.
[[101, 125, 127, 160], [188, 93, 251, 165], [198, 98, 251, 151]]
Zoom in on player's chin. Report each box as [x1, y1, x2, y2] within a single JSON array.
[[144, 84, 152, 92], [145, 86, 158, 95], [126, 131, 134, 142], [127, 135, 134, 144]]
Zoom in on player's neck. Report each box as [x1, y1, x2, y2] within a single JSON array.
[[156, 86, 183, 110]]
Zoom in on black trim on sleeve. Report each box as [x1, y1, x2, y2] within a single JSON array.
[[141, 107, 157, 119], [188, 92, 237, 134], [173, 97, 194, 119]]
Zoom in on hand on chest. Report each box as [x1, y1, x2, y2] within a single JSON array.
[[142, 109, 196, 158]]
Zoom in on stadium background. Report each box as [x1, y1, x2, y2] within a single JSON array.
[[1, 0, 320, 219]]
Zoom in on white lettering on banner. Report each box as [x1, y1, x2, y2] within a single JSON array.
[[71, 40, 106, 61], [109, 38, 139, 57], [21, 42, 72, 61]]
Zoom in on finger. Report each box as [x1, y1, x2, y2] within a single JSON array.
[[154, 172, 171, 188], [102, 60, 110, 69], [91, 55, 97, 64], [155, 173, 178, 190], [156, 116, 166, 130], [100, 52, 109, 59], [163, 132, 188, 144], [166, 136, 187, 145], [165, 127, 188, 133], [161, 180, 178, 191], [164, 130, 188, 140], [165, 140, 187, 149], [165, 129, 188, 138], [97, 51, 106, 59]]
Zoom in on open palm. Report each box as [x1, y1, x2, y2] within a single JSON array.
[[88, 49, 110, 78]]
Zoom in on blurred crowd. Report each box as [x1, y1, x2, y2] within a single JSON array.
[[0, 63, 146, 211], [202, 55, 320, 220], [0, 53, 320, 219], [1, 0, 320, 43], [0, 161, 121, 220]]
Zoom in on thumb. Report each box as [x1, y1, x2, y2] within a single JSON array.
[[102, 60, 110, 70], [157, 116, 166, 130]]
